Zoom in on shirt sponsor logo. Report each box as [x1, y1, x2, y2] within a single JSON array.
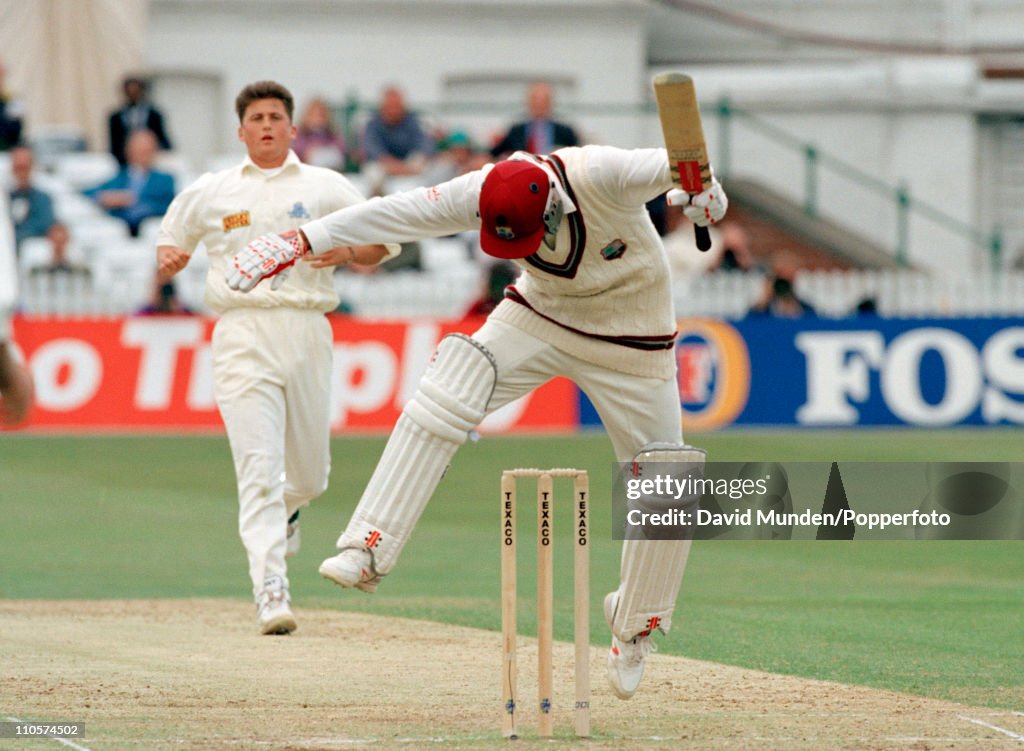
[[600, 239, 627, 260], [222, 210, 251, 231]]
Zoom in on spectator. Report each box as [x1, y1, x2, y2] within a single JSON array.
[[26, 223, 90, 278], [854, 297, 878, 316], [490, 81, 580, 158], [8, 146, 56, 252], [661, 201, 724, 281], [749, 254, 817, 318], [136, 275, 191, 315], [361, 86, 434, 176], [0, 59, 24, 151], [293, 96, 347, 171], [108, 75, 172, 166], [85, 129, 176, 236], [714, 222, 757, 272], [462, 261, 519, 318], [423, 130, 488, 184], [645, 192, 669, 237]]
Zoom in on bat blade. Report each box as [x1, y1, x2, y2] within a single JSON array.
[[653, 72, 713, 251]]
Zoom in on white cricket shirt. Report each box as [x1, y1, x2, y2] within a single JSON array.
[[158, 150, 391, 314]]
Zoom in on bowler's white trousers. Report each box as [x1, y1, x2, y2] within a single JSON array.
[[213, 307, 333, 597], [473, 318, 691, 638]]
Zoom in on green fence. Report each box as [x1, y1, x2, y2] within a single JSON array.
[[712, 99, 1002, 269]]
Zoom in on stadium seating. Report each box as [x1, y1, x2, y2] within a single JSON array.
[[28, 124, 89, 170], [53, 151, 119, 191], [19, 152, 1024, 320], [89, 238, 157, 312]]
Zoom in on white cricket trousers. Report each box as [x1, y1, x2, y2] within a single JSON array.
[[212, 307, 333, 597], [473, 318, 691, 637], [474, 318, 683, 463]]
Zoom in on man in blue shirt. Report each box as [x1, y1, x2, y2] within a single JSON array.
[[361, 86, 434, 177]]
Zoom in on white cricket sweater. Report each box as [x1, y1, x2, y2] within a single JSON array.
[[302, 145, 678, 378]]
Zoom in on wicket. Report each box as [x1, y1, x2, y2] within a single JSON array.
[[501, 468, 590, 739]]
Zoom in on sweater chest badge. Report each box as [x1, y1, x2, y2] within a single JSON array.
[[600, 239, 627, 260], [288, 202, 311, 219], [222, 210, 251, 231]]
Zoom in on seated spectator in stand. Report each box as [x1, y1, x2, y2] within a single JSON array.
[[85, 130, 175, 236], [661, 201, 724, 281], [361, 86, 434, 176], [714, 222, 757, 272], [490, 81, 580, 158], [646, 192, 669, 237], [293, 96, 347, 171], [26, 223, 90, 278], [8, 146, 55, 252], [108, 75, 173, 166], [854, 297, 878, 316], [749, 253, 817, 318], [136, 275, 192, 315], [463, 261, 519, 319], [422, 130, 488, 184], [0, 59, 24, 151]]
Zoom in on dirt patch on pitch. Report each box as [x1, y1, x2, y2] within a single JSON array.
[[1, 599, 1021, 750]]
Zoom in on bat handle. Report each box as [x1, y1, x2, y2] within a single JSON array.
[[694, 224, 711, 252]]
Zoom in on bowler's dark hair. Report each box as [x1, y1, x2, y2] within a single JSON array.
[[235, 81, 294, 122]]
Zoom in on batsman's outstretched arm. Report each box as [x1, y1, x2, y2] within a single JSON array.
[[299, 171, 481, 253], [304, 243, 391, 269]]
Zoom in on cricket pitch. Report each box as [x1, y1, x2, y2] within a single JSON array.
[[2, 599, 1021, 750]]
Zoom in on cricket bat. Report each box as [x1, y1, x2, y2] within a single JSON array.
[[653, 72, 713, 251]]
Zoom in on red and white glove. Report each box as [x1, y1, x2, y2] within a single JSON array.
[[226, 230, 309, 292], [666, 177, 728, 227]]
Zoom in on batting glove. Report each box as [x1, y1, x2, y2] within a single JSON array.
[[666, 178, 728, 227], [226, 230, 309, 292]]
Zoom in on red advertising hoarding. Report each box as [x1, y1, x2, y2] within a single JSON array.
[[8, 316, 577, 433]]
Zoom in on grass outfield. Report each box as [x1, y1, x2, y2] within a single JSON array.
[[1, 430, 1021, 712]]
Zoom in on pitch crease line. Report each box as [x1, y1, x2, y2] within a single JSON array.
[[960, 715, 1024, 742], [3, 717, 93, 751]]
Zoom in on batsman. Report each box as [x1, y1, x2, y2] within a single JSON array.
[[228, 137, 727, 698]]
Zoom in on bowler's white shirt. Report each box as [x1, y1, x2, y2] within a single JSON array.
[[159, 151, 394, 314]]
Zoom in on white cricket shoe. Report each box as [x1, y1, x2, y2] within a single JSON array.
[[318, 548, 380, 593], [285, 511, 301, 559], [603, 591, 655, 700], [257, 576, 297, 635]]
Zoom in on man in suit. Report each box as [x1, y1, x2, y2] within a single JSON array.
[[8, 146, 56, 251], [85, 130, 175, 236], [0, 59, 25, 151], [490, 81, 580, 158], [108, 75, 172, 166]]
